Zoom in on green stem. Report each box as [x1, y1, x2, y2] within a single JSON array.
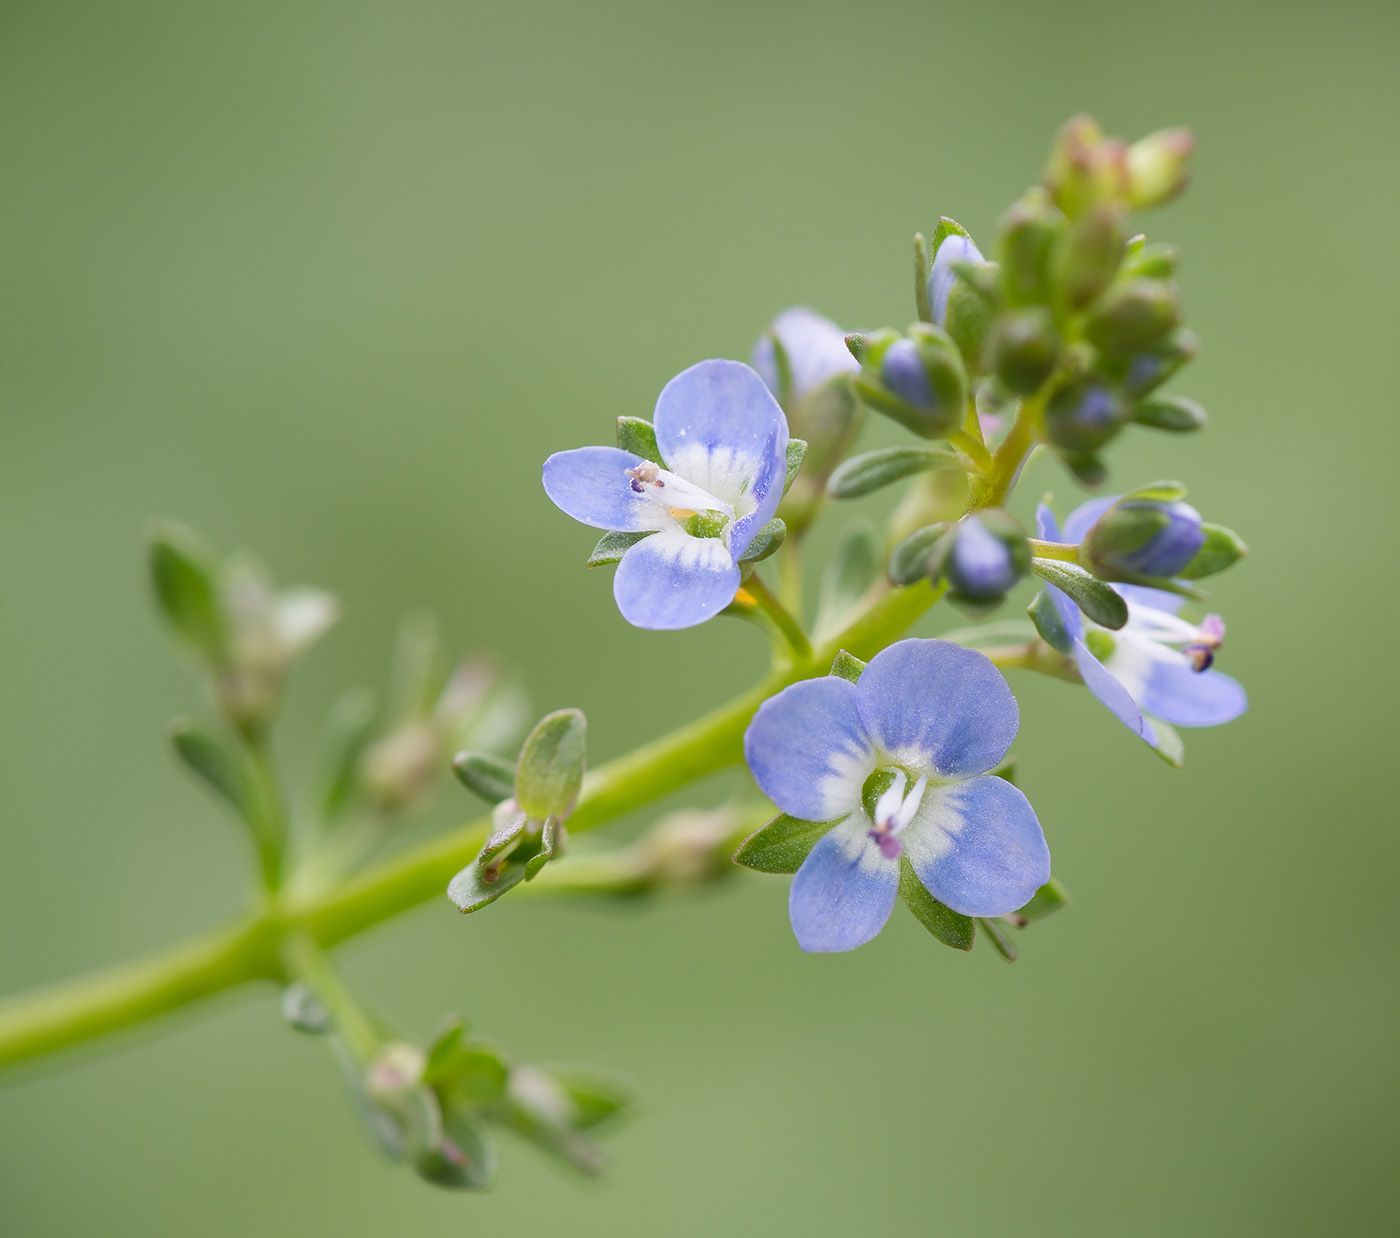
[[777, 535, 805, 616], [242, 730, 290, 892], [1027, 539, 1079, 562], [0, 578, 947, 1074], [281, 931, 379, 1061], [742, 571, 812, 665], [969, 390, 1042, 511], [980, 641, 1080, 683]]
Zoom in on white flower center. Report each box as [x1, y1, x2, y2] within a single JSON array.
[[867, 768, 928, 860], [625, 462, 734, 526]]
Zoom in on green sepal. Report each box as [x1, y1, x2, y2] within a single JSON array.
[[447, 859, 527, 913], [888, 523, 949, 587], [149, 520, 226, 661], [1030, 559, 1129, 630], [544, 1066, 638, 1131], [587, 529, 653, 567], [1084, 278, 1180, 356], [783, 439, 808, 495], [898, 858, 975, 950], [1147, 716, 1184, 768], [1121, 241, 1182, 280], [979, 917, 1019, 962], [423, 1019, 511, 1107], [950, 259, 1001, 307], [168, 718, 249, 818], [1178, 523, 1247, 580], [313, 688, 376, 822], [478, 807, 527, 865], [423, 1017, 471, 1087], [1124, 479, 1188, 503], [732, 813, 832, 874], [1016, 877, 1070, 922], [417, 1112, 497, 1191], [616, 416, 662, 464], [737, 518, 786, 565], [1027, 589, 1073, 655], [944, 278, 996, 373], [988, 758, 1017, 786], [827, 444, 960, 500], [515, 709, 586, 821], [829, 649, 867, 683], [929, 216, 972, 255], [817, 519, 880, 629], [525, 817, 564, 880], [1132, 394, 1206, 432], [451, 749, 517, 803], [913, 231, 933, 322]]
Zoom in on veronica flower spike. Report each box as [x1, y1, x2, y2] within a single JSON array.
[[1037, 499, 1247, 752], [743, 639, 1051, 953], [542, 359, 789, 630]]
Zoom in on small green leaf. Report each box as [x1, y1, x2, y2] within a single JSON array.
[[783, 439, 807, 495], [1027, 589, 1072, 655], [913, 231, 933, 322], [1147, 715, 1184, 768], [1016, 877, 1070, 922], [423, 1017, 471, 1087], [899, 858, 975, 950], [616, 417, 662, 464], [515, 708, 586, 821], [169, 718, 249, 818], [988, 758, 1017, 786], [733, 813, 832, 874], [1132, 394, 1206, 432], [452, 750, 517, 803], [478, 808, 527, 865], [149, 521, 225, 661], [888, 523, 948, 587], [525, 817, 564, 880], [827, 444, 960, 500], [816, 519, 879, 630], [1124, 478, 1188, 503], [929, 216, 972, 256], [829, 649, 866, 683], [587, 529, 653, 567], [737, 518, 786, 565], [447, 860, 527, 913], [1031, 559, 1129, 630], [418, 1112, 497, 1190], [979, 917, 1018, 961], [1178, 523, 1247, 580]]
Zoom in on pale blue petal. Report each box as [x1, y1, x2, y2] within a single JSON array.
[[653, 358, 788, 500], [725, 423, 787, 561], [855, 639, 1019, 778], [1116, 583, 1186, 615], [902, 776, 1051, 918], [1034, 502, 1062, 543], [744, 678, 873, 823], [1063, 495, 1120, 545], [753, 308, 858, 403], [1035, 505, 1085, 639], [542, 446, 668, 532], [929, 234, 985, 326], [788, 817, 899, 953], [612, 530, 739, 630], [1136, 664, 1247, 727], [1071, 639, 1155, 744]]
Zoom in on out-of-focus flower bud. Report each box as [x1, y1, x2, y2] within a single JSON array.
[[854, 325, 968, 439], [998, 188, 1065, 306], [931, 232, 995, 375], [1099, 326, 1200, 398], [1131, 393, 1207, 433], [988, 306, 1060, 394], [1044, 379, 1128, 454], [1081, 488, 1205, 581], [1055, 205, 1126, 309], [929, 510, 1031, 607], [752, 307, 859, 406], [1125, 127, 1195, 209], [1043, 114, 1128, 218], [1084, 278, 1181, 355], [928, 233, 985, 326]]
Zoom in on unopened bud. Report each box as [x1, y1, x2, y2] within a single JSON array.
[[1082, 494, 1205, 580], [930, 511, 1031, 606], [1055, 205, 1126, 309], [1045, 380, 1128, 454], [998, 189, 1065, 306], [855, 325, 968, 439], [1043, 114, 1129, 217], [1125, 127, 1195, 209], [1085, 278, 1181, 355], [988, 307, 1060, 394], [928, 234, 985, 326]]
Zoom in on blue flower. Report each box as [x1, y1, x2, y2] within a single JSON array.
[[1037, 500, 1246, 751], [543, 360, 789, 631], [743, 639, 1051, 953], [751, 308, 859, 404], [928, 234, 985, 326]]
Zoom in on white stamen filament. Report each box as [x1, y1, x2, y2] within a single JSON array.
[[626, 463, 734, 522], [873, 770, 928, 835]]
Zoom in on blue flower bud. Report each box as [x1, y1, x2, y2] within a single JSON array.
[[928, 234, 985, 326], [931, 510, 1031, 606], [880, 338, 934, 408], [1083, 497, 1205, 580], [1045, 379, 1127, 453]]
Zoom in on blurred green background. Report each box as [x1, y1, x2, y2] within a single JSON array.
[[2, 0, 1396, 1233]]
